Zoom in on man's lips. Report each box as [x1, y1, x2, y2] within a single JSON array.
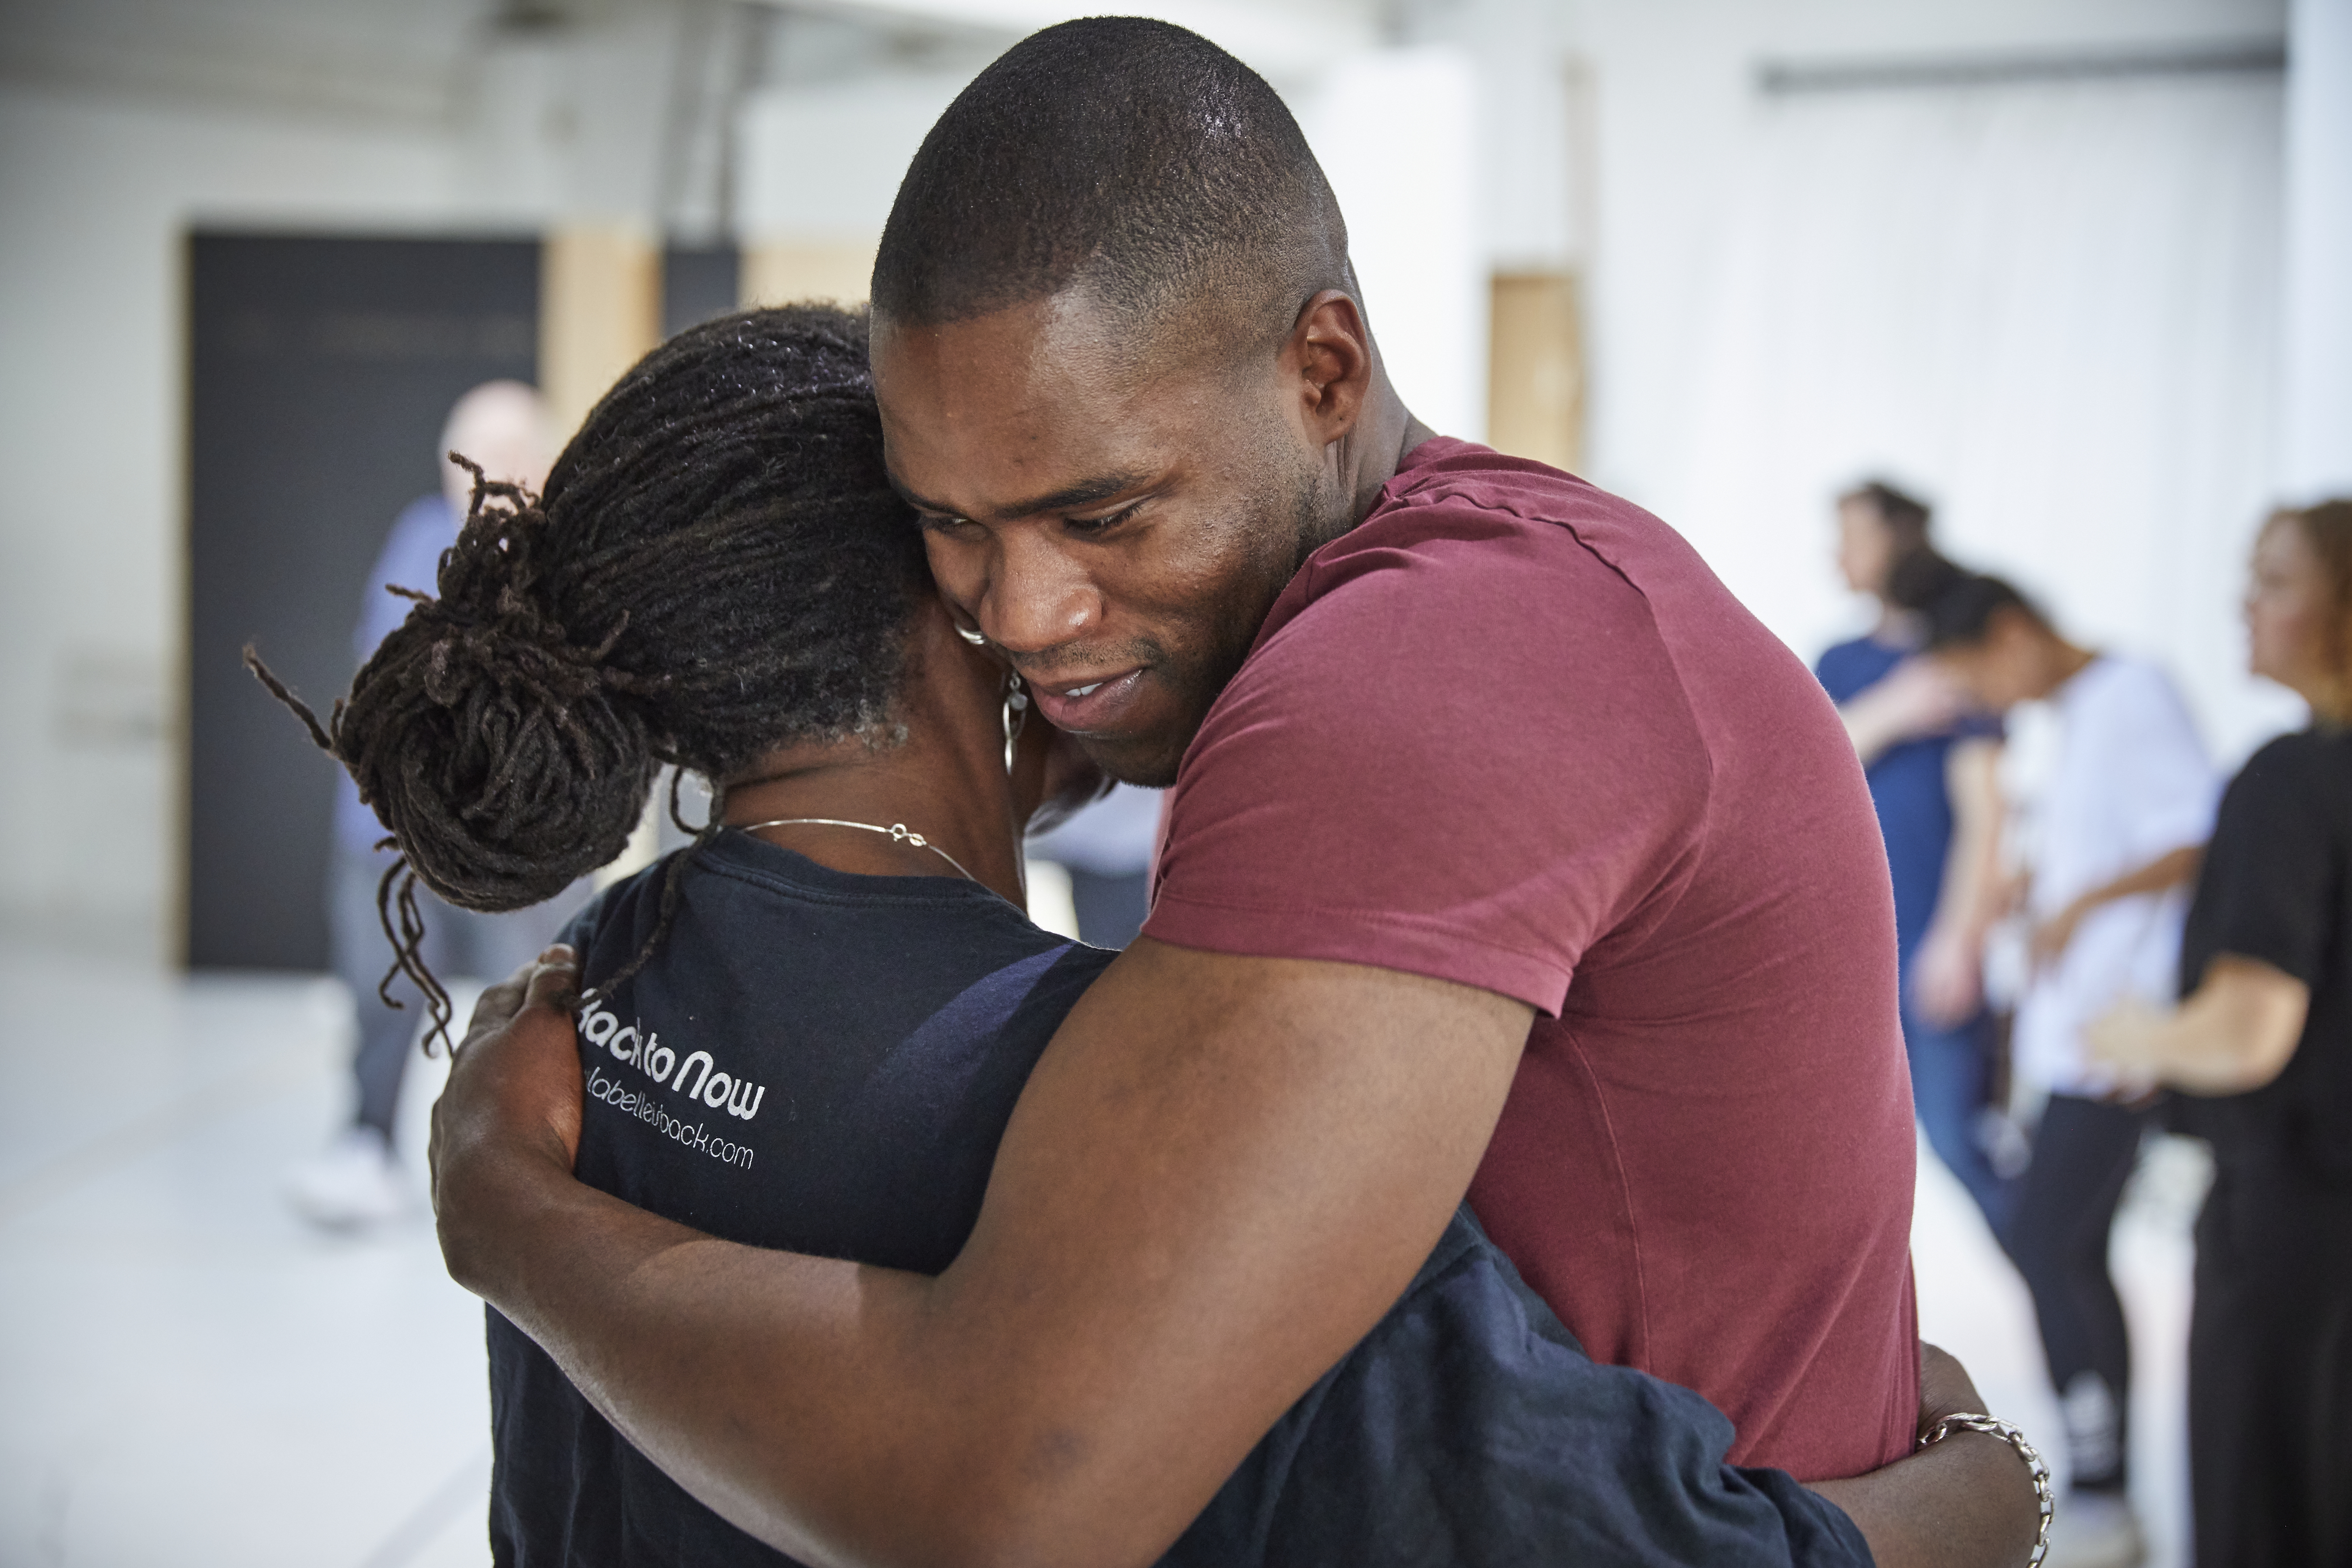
[[1022, 667, 1148, 732]]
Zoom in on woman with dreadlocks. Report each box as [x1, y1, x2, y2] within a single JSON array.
[[254, 307, 2032, 1568]]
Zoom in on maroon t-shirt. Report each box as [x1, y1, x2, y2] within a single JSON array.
[[1144, 439, 1918, 1480]]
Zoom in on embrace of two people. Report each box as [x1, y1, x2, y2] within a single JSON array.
[[263, 19, 2044, 1567]]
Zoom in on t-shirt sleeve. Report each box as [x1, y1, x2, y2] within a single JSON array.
[[2106, 665, 2220, 862], [2189, 745, 2334, 988], [1142, 512, 1710, 1016], [1955, 710, 2004, 744]]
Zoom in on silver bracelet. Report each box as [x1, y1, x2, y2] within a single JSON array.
[[1920, 1412, 2054, 1568]]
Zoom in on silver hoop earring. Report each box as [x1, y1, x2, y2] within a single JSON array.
[[1002, 672, 1029, 772], [955, 623, 988, 647]]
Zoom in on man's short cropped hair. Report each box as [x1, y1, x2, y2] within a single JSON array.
[[1921, 572, 2043, 652], [872, 17, 1348, 347]]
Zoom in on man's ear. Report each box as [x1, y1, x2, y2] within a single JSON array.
[[1288, 291, 1374, 445]]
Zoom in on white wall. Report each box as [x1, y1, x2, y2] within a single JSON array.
[[1296, 48, 1489, 442], [1434, 0, 2305, 765], [2280, 0, 2352, 495], [736, 74, 973, 243], [0, 12, 688, 962], [732, 42, 1491, 440], [0, 86, 461, 959]]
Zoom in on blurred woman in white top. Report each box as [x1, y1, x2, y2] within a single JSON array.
[[1925, 573, 2216, 1568]]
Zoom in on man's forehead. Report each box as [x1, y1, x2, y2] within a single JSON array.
[[872, 300, 1226, 513]]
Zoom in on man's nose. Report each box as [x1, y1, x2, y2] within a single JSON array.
[[979, 531, 1099, 655]]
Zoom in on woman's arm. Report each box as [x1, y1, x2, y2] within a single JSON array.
[[1839, 660, 1965, 768], [2086, 953, 2309, 1094], [1911, 739, 2003, 1027], [2030, 844, 2203, 967]]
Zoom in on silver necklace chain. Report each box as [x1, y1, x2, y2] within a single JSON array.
[[734, 817, 978, 884]]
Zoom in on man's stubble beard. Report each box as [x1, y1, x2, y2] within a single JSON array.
[[1087, 462, 1335, 789]]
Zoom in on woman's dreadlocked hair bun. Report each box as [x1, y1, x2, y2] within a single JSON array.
[[333, 469, 664, 912], [253, 305, 928, 923]]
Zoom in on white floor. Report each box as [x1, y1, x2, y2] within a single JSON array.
[[0, 938, 2198, 1567]]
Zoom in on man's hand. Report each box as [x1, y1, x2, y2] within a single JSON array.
[[429, 946, 589, 1288], [1913, 1342, 1986, 1439], [1810, 1343, 2043, 1568]]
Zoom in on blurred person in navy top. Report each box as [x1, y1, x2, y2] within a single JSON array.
[[282, 381, 582, 1231], [1816, 481, 2014, 1234]]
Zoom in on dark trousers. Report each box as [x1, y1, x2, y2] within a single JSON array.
[[330, 847, 578, 1138], [2189, 1163, 2352, 1568], [1905, 1000, 2016, 1237], [2009, 1092, 2147, 1491]]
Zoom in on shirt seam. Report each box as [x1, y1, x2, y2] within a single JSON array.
[[1558, 1017, 1652, 1367], [1148, 889, 1577, 981], [1262, 449, 1722, 984]]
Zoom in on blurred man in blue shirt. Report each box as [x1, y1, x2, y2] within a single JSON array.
[[286, 381, 584, 1229]]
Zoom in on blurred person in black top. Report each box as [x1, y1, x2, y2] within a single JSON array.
[[258, 306, 2039, 1568], [2090, 498, 2352, 1568]]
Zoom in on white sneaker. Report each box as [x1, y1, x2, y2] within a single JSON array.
[[2043, 1492, 2145, 1568], [284, 1127, 410, 1230]]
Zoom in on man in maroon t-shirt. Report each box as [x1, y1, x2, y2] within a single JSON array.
[[432, 19, 2037, 1565], [1148, 439, 1918, 1477]]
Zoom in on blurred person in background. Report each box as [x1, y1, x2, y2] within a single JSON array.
[[1926, 574, 2217, 1568], [1024, 781, 1160, 946], [284, 380, 580, 1230], [1816, 481, 2015, 1235], [2089, 499, 2352, 1568]]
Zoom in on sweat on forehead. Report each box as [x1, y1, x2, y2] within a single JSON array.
[[870, 16, 1351, 349]]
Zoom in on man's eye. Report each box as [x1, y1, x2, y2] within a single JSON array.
[[1069, 502, 1145, 535]]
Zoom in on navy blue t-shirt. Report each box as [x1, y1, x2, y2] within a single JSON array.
[[1816, 636, 2000, 968], [487, 830, 1872, 1567]]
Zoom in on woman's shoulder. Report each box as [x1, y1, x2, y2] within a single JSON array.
[[1813, 635, 1900, 699], [2230, 727, 2352, 810]]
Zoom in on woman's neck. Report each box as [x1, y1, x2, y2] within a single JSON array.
[[724, 606, 1039, 907], [725, 741, 1028, 906], [721, 608, 1035, 907]]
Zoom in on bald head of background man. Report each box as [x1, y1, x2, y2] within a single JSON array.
[[439, 378, 554, 518]]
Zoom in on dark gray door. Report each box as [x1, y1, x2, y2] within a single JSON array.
[[186, 232, 539, 970]]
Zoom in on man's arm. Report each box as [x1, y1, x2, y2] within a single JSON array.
[[1810, 1345, 2043, 1568], [444, 951, 2039, 1567], [436, 937, 1532, 1568]]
